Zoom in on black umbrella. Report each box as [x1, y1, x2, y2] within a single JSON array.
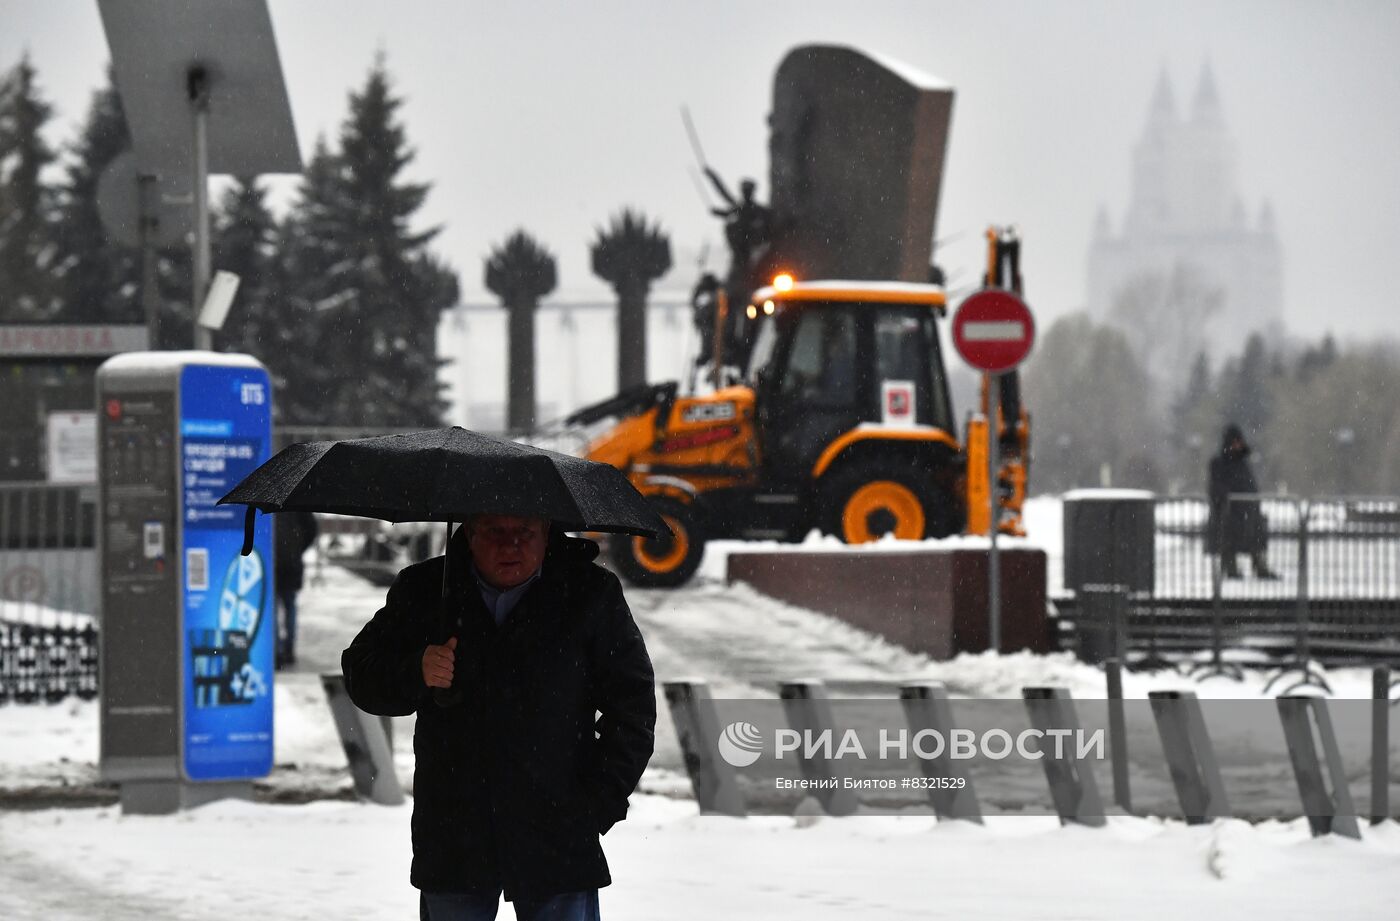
[[220, 428, 669, 707], [218, 426, 669, 549]]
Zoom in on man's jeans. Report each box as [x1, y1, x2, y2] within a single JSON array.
[[421, 889, 601, 921]]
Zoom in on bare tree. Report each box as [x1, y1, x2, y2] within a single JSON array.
[[1110, 261, 1224, 396], [1022, 313, 1160, 492]]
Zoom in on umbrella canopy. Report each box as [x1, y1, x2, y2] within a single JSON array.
[[219, 427, 669, 547]]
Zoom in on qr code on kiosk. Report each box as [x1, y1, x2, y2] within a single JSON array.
[[187, 548, 209, 591]]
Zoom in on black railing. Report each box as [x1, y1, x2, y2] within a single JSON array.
[[0, 484, 100, 636], [0, 620, 99, 705], [1060, 494, 1400, 679]]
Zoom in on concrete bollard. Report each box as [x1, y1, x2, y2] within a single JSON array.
[[1277, 695, 1360, 839], [1148, 690, 1230, 824], [320, 673, 404, 806], [898, 682, 983, 823], [779, 680, 859, 816], [1105, 658, 1132, 814], [662, 680, 747, 817], [1374, 666, 1392, 826], [1022, 687, 1106, 827]]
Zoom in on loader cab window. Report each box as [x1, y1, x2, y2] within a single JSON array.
[[874, 309, 953, 432], [746, 315, 779, 387], [757, 306, 863, 479], [780, 310, 857, 406]]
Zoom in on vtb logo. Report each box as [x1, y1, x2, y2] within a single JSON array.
[[239, 382, 266, 406], [717, 721, 763, 767]]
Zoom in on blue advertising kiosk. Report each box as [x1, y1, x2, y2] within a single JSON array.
[[97, 352, 274, 813]]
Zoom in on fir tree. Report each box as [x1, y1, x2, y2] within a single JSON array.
[[591, 209, 671, 391], [1296, 333, 1337, 385], [1221, 333, 1272, 440], [485, 230, 557, 433], [212, 177, 278, 357], [280, 58, 459, 427], [277, 137, 354, 423], [150, 236, 193, 349], [0, 54, 59, 321], [1170, 351, 1213, 439], [51, 65, 140, 324], [333, 57, 457, 426]]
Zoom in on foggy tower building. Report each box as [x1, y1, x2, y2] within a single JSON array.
[[1087, 64, 1282, 359]]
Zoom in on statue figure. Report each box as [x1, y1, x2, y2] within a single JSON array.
[[689, 271, 722, 368], [705, 171, 772, 282]]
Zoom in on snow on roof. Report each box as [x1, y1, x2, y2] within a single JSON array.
[[750, 280, 947, 304], [1061, 488, 1157, 501], [864, 48, 954, 92], [99, 350, 265, 373], [790, 280, 945, 295]]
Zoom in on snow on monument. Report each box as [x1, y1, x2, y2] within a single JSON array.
[[767, 45, 955, 284]]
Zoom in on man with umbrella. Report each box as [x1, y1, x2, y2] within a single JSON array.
[[220, 429, 661, 920]]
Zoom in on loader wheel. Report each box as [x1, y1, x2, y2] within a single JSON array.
[[610, 497, 705, 588], [825, 463, 956, 543]]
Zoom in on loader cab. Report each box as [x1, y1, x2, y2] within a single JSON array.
[[745, 281, 954, 484]]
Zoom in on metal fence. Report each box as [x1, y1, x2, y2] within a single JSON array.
[[0, 483, 100, 705], [0, 483, 98, 620], [0, 426, 476, 707], [0, 620, 99, 704], [0, 477, 447, 704], [1064, 494, 1400, 677]]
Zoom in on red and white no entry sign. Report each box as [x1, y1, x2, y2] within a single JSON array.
[[951, 289, 1035, 373]]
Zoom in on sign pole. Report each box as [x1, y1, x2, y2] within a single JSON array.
[[988, 373, 1001, 653], [951, 285, 1035, 657], [189, 67, 212, 352], [137, 174, 162, 349]]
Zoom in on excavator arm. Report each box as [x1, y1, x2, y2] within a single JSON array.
[[965, 226, 1032, 536]]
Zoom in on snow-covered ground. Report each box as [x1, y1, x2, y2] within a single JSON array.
[[3, 498, 1399, 918], [3, 795, 1398, 921]]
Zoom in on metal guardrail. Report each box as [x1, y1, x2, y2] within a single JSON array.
[[0, 475, 443, 704], [1062, 494, 1400, 678], [664, 675, 1396, 830], [0, 484, 102, 704], [0, 484, 99, 621], [0, 620, 99, 704]]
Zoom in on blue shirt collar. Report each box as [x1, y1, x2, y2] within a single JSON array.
[[470, 563, 542, 625]]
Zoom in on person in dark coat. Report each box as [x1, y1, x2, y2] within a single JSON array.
[[1206, 424, 1278, 579], [341, 513, 656, 921], [274, 510, 319, 668]]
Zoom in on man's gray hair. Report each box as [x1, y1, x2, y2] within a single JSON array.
[[464, 513, 550, 534]]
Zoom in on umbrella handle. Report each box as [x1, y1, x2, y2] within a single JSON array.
[[240, 507, 256, 556], [434, 520, 464, 708], [432, 596, 463, 707]]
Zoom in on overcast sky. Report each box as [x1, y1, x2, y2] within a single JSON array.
[[4, 0, 1399, 342]]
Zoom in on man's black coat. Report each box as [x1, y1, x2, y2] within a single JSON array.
[[1206, 427, 1267, 555], [341, 532, 656, 900]]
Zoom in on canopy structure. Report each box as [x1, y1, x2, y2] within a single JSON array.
[[98, 0, 302, 348]]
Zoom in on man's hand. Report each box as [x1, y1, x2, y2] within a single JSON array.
[[422, 636, 457, 689]]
